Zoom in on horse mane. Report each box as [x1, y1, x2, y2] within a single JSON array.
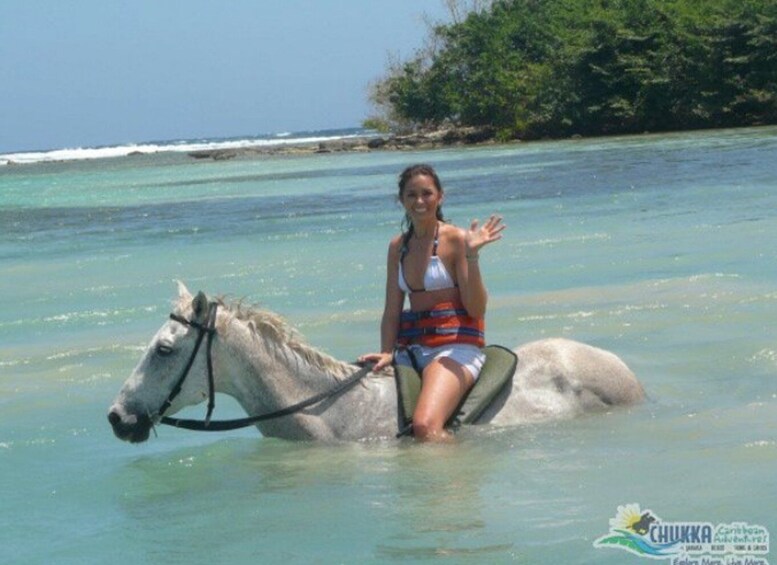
[[212, 296, 353, 379]]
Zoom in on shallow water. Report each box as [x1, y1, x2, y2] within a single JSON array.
[[1, 127, 776, 563]]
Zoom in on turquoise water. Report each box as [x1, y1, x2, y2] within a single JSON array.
[[1, 127, 776, 564]]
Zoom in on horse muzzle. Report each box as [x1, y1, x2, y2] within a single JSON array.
[[107, 405, 153, 443]]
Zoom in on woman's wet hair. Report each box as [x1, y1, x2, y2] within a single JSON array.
[[398, 164, 446, 233]]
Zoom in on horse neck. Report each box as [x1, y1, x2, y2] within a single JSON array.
[[213, 311, 361, 438]]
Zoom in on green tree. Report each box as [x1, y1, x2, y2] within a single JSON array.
[[369, 0, 777, 138]]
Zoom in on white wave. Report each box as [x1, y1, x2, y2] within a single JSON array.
[[1, 143, 165, 165], [744, 440, 776, 448], [0, 130, 370, 166], [514, 233, 610, 248]]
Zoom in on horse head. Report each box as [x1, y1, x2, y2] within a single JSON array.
[[108, 283, 214, 442]]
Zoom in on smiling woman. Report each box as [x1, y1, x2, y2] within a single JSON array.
[[359, 164, 509, 441]]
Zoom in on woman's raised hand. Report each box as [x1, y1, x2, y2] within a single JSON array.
[[465, 215, 505, 256]]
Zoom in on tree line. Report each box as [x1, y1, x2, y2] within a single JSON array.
[[367, 0, 777, 139]]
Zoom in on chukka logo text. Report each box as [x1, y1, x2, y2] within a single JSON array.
[[593, 503, 770, 563]]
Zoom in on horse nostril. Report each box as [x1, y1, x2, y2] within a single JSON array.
[[108, 410, 121, 427], [108, 407, 152, 443]]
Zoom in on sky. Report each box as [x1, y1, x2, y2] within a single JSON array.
[[0, 1, 452, 153]]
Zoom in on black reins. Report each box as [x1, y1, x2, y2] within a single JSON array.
[[158, 300, 373, 432]]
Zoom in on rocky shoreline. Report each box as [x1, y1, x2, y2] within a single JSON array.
[[187, 126, 499, 161]]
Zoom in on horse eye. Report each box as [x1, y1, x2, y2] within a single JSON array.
[[156, 343, 174, 356]]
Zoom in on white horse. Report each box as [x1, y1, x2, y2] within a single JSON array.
[[108, 283, 644, 443]]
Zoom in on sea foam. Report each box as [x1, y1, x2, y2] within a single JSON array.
[[0, 129, 369, 166]]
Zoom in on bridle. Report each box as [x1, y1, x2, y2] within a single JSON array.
[[157, 300, 373, 432], [159, 301, 219, 427]]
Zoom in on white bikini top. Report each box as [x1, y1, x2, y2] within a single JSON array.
[[398, 225, 457, 294]]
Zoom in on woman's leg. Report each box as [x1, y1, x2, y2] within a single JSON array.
[[412, 357, 475, 442]]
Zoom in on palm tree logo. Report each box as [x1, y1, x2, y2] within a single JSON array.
[[594, 504, 679, 558]]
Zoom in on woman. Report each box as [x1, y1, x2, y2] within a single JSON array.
[[360, 164, 504, 441]]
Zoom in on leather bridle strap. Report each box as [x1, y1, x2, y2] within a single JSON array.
[[158, 302, 218, 423]]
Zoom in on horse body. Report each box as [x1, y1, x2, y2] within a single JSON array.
[[483, 338, 644, 426], [108, 285, 644, 443]]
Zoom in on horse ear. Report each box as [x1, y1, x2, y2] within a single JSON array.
[[176, 280, 192, 301], [192, 291, 209, 323]]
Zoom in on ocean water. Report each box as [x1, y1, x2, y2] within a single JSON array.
[[1, 127, 775, 564]]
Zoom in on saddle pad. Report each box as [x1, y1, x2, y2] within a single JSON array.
[[395, 345, 517, 432]]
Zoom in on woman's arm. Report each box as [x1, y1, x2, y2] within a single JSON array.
[[455, 215, 505, 319], [360, 238, 405, 371]]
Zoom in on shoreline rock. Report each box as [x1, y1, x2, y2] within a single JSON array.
[[187, 126, 499, 161]]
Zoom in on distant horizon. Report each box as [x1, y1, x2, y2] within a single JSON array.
[[0, 1, 451, 154]]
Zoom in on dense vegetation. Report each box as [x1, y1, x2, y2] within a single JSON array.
[[367, 0, 777, 139]]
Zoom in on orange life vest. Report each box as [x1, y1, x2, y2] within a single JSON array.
[[397, 301, 485, 348]]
